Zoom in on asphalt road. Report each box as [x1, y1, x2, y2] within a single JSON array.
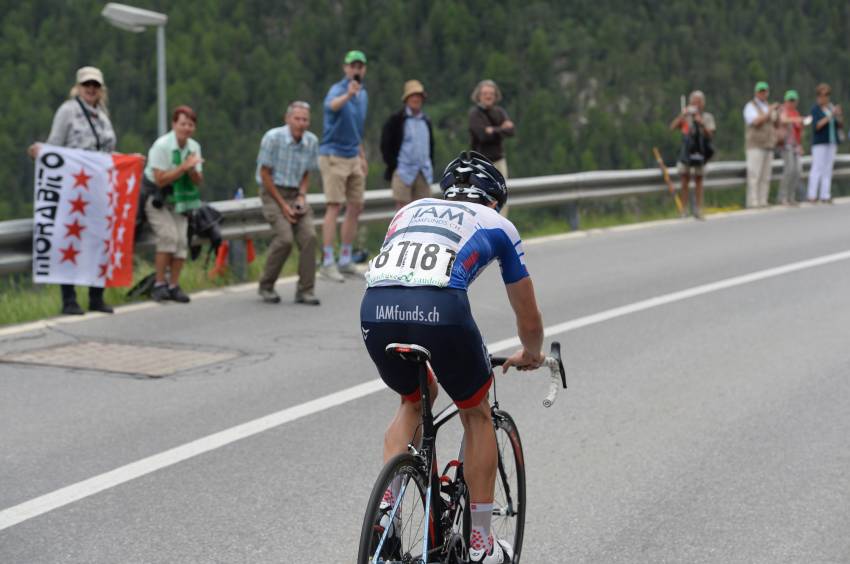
[[2, 202, 849, 563]]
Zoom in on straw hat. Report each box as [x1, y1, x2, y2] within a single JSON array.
[[402, 80, 426, 102]]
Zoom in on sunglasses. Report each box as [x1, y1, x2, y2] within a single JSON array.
[[81, 81, 102, 88]]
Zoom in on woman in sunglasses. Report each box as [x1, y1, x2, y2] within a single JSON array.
[[29, 66, 117, 315]]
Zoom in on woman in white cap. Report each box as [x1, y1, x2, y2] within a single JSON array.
[[29, 66, 117, 315]]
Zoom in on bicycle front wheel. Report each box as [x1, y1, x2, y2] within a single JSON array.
[[492, 409, 526, 562], [357, 453, 437, 564]]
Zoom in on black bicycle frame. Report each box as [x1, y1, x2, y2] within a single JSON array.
[[408, 357, 512, 563]]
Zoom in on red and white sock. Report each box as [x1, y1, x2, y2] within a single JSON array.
[[382, 476, 403, 507], [469, 502, 494, 552]]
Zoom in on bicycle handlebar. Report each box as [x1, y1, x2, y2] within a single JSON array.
[[490, 342, 568, 408]]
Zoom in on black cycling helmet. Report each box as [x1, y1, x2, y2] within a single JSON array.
[[439, 151, 507, 211]]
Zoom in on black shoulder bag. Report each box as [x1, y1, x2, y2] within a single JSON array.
[[75, 96, 102, 151]]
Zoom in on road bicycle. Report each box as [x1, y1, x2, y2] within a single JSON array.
[[356, 341, 567, 564]]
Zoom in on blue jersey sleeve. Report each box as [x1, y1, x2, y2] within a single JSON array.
[[493, 219, 528, 284]]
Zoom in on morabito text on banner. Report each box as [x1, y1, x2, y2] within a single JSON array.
[[32, 145, 143, 287]]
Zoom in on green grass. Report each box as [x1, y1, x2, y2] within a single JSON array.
[[2, 180, 845, 327], [0, 242, 296, 326]]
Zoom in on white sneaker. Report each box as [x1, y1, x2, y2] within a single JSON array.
[[469, 538, 513, 563], [338, 261, 363, 276], [319, 263, 345, 283]]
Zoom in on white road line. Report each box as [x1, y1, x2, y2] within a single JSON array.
[[2, 248, 850, 531]]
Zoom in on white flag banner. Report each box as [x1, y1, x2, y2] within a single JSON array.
[[33, 145, 143, 287]]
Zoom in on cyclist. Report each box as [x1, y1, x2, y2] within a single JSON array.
[[360, 151, 544, 563]]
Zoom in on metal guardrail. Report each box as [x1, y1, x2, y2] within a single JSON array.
[[2, 155, 849, 275]]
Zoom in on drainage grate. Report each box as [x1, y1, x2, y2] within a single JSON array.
[[1, 341, 238, 377]]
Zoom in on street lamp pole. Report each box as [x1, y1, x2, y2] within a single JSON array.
[[156, 25, 166, 136], [101, 3, 168, 136]]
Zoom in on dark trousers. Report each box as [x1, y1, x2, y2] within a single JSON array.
[[61, 284, 104, 306]]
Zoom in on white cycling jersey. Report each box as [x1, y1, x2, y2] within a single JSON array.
[[365, 197, 528, 290]]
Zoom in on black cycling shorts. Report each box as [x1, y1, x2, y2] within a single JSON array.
[[360, 286, 493, 408]]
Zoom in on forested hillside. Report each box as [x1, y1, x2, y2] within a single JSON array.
[[2, 0, 849, 220]]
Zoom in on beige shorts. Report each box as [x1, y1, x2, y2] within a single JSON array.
[[391, 171, 433, 205], [677, 162, 705, 176], [145, 196, 189, 259], [492, 157, 509, 179], [319, 155, 365, 204]]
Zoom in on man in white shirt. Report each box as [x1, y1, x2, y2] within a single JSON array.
[[743, 81, 779, 208]]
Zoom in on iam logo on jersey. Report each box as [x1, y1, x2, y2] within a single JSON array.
[[385, 210, 404, 241]]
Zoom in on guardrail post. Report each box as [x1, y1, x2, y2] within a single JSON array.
[[227, 187, 248, 280], [564, 202, 580, 230], [229, 238, 247, 281]]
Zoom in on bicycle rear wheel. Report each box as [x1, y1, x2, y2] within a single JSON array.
[[357, 453, 437, 564], [491, 409, 526, 562]]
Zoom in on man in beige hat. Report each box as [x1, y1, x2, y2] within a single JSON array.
[[380, 79, 435, 209]]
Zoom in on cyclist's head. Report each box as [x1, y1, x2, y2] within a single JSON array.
[[439, 151, 507, 211]]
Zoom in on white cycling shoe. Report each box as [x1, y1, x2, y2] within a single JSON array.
[[469, 538, 513, 563]]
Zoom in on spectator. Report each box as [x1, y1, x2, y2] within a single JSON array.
[[469, 79, 514, 180], [28, 66, 117, 315], [380, 80, 435, 209], [256, 101, 320, 305], [142, 105, 203, 304], [807, 83, 843, 203], [669, 90, 716, 219], [318, 50, 369, 282], [743, 81, 779, 208], [777, 90, 804, 206]]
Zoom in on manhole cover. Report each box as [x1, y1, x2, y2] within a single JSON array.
[[1, 341, 238, 377]]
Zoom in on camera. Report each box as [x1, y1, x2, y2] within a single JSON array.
[[353, 74, 362, 83], [686, 105, 698, 115], [151, 185, 172, 209]]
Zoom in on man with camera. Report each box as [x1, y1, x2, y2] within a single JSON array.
[[669, 90, 715, 219], [144, 105, 203, 304], [318, 50, 369, 282], [256, 101, 320, 305]]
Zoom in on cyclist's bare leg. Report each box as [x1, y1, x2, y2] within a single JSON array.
[[383, 379, 439, 463], [458, 395, 497, 503]]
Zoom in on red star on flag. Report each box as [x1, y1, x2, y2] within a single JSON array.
[[60, 243, 80, 264], [64, 218, 86, 240], [73, 168, 92, 190], [98, 262, 110, 279], [69, 194, 89, 215], [103, 238, 112, 254]]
